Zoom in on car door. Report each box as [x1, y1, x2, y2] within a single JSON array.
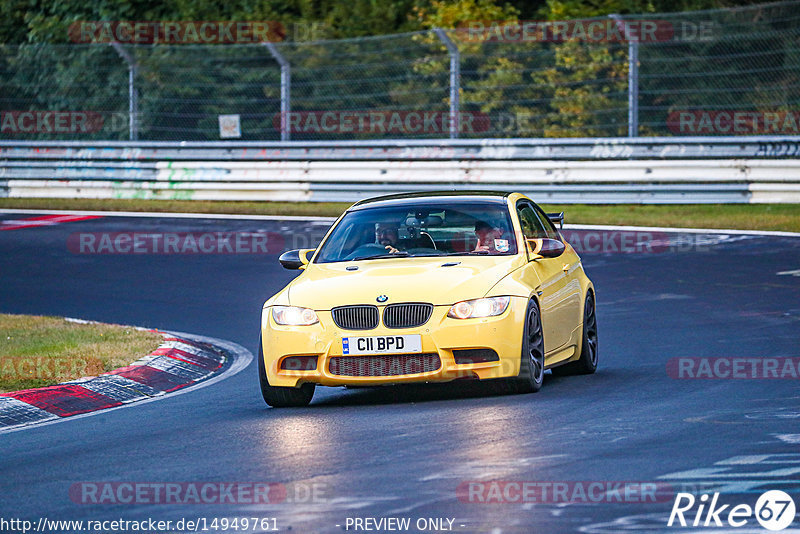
[[531, 204, 583, 341], [515, 201, 576, 353]]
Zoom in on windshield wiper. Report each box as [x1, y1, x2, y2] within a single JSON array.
[[445, 250, 491, 255], [352, 251, 411, 261], [407, 251, 446, 257]]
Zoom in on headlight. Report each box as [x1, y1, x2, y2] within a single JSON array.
[[447, 296, 510, 319], [271, 306, 319, 326]]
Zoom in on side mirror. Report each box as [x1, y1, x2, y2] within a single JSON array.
[[279, 249, 314, 270], [526, 238, 565, 259]]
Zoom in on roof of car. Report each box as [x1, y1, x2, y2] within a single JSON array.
[[350, 191, 514, 211]]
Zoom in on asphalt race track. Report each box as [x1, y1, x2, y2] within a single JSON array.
[[1, 212, 799, 533]]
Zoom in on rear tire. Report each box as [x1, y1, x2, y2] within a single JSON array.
[[505, 299, 545, 393], [551, 291, 598, 376], [258, 335, 315, 407]]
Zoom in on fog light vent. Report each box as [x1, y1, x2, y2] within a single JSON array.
[[280, 356, 318, 371], [453, 349, 499, 365]]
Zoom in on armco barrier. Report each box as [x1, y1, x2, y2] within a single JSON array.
[[2, 137, 800, 203]]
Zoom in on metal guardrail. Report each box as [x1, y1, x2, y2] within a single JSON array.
[[310, 183, 753, 204], [1, 137, 800, 203], [2, 136, 800, 160]]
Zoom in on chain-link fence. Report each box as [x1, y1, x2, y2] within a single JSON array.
[[1, 1, 799, 141]]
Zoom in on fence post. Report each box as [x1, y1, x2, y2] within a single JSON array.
[[263, 42, 291, 142], [433, 28, 460, 139], [609, 14, 639, 137], [110, 43, 138, 141]]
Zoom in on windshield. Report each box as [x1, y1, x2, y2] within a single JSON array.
[[315, 202, 518, 263]]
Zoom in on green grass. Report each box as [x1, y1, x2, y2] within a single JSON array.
[[0, 198, 351, 217], [0, 314, 163, 393], [1, 198, 799, 232]]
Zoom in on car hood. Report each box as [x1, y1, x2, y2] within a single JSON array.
[[287, 255, 525, 310]]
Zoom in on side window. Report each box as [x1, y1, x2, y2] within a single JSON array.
[[516, 202, 548, 240], [532, 205, 562, 240]]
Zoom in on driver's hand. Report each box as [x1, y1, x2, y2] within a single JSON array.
[[385, 245, 400, 254]]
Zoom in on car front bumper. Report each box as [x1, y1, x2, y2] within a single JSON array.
[[261, 297, 528, 387]]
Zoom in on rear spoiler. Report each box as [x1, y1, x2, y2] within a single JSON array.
[[547, 212, 564, 229]]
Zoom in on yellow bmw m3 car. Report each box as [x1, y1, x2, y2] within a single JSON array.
[[258, 192, 597, 407]]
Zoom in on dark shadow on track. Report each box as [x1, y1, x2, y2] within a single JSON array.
[[274, 368, 632, 408]]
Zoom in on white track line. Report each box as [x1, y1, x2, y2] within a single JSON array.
[[0, 208, 335, 222], [2, 207, 799, 237], [0, 331, 253, 436], [564, 223, 800, 238]]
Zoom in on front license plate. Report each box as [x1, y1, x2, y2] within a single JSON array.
[[342, 335, 422, 355]]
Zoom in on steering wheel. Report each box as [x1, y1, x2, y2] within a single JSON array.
[[343, 243, 388, 261]]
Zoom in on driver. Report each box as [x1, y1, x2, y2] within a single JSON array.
[[474, 220, 505, 252], [375, 222, 402, 254]]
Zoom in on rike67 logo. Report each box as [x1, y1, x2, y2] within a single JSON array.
[[668, 490, 796, 531]]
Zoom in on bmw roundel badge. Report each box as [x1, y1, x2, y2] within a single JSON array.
[[376, 295, 389, 303]]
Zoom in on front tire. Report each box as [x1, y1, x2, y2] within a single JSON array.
[[552, 291, 598, 376], [506, 299, 545, 393], [258, 335, 315, 407]]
